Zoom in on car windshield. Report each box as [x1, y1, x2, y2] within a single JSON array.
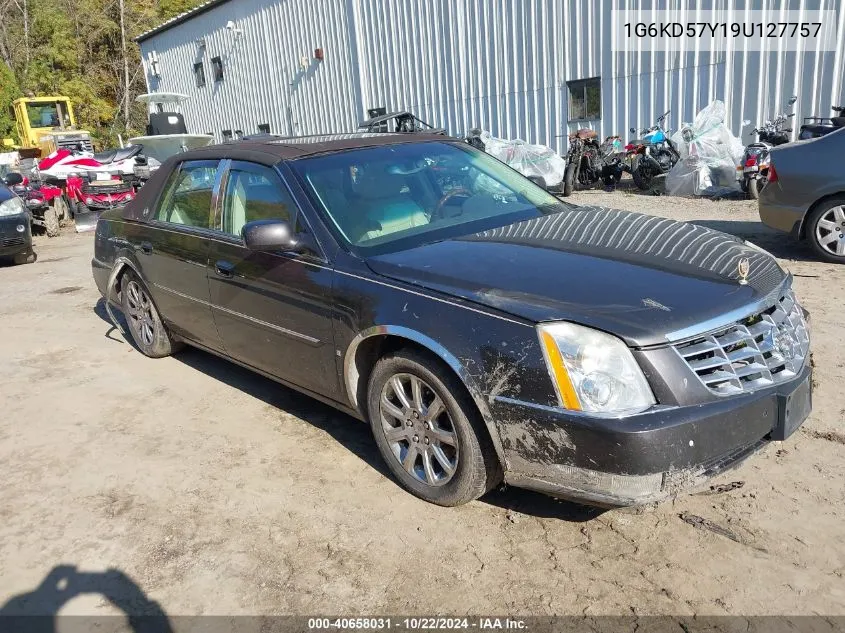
[[291, 141, 568, 255]]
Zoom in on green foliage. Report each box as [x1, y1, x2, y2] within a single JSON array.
[[0, 64, 20, 142], [0, 0, 204, 149]]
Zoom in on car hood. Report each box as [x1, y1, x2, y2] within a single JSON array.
[[366, 206, 787, 347]]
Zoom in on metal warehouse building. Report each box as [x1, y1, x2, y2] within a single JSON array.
[[137, 0, 845, 152]]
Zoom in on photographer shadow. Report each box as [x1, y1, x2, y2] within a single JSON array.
[[0, 565, 171, 633]]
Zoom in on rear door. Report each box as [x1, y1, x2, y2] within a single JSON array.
[[139, 159, 223, 350], [207, 160, 338, 397]]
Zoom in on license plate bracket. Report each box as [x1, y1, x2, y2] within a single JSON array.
[[772, 375, 812, 441]]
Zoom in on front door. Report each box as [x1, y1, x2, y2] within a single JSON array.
[[206, 160, 338, 398], [138, 159, 222, 350]]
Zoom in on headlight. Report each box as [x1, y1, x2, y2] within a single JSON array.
[[0, 197, 25, 217], [538, 322, 655, 416]]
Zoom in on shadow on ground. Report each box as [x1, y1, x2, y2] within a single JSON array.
[[92, 300, 602, 522], [0, 565, 171, 632]]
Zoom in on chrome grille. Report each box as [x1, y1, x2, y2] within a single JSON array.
[[674, 289, 810, 396]]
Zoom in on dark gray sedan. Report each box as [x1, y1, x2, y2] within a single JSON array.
[[0, 181, 35, 265], [758, 127, 845, 263]]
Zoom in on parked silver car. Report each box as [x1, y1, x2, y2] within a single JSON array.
[[758, 127, 845, 263]]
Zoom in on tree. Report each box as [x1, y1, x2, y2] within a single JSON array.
[[0, 0, 204, 149]]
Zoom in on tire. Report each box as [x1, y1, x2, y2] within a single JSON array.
[[807, 197, 845, 264], [44, 206, 60, 237], [747, 177, 761, 200], [67, 196, 78, 219], [120, 271, 182, 358], [367, 349, 501, 506], [563, 162, 577, 197], [632, 157, 654, 190], [13, 250, 36, 265], [53, 196, 69, 223]]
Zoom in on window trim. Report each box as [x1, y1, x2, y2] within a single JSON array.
[[210, 159, 328, 263], [567, 77, 601, 121]]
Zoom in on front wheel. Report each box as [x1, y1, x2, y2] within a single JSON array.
[[747, 177, 762, 200], [43, 206, 60, 237], [807, 197, 845, 264], [367, 350, 500, 506], [563, 162, 577, 197], [120, 271, 182, 357]]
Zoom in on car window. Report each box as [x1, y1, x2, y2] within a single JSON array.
[[220, 164, 296, 237], [156, 161, 217, 228], [292, 141, 567, 255]]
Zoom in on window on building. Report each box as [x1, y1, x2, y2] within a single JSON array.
[[211, 56, 224, 82], [222, 130, 233, 142], [567, 77, 601, 120], [258, 123, 270, 134], [235, 129, 244, 140], [194, 62, 206, 88]]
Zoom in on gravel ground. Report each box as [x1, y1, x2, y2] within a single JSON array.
[[0, 188, 843, 619]]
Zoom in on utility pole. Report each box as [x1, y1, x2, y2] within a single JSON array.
[[119, 0, 130, 130]]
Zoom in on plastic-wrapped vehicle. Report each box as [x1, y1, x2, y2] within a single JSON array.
[[468, 130, 567, 189], [665, 101, 745, 198]]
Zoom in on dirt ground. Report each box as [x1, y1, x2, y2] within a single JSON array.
[[0, 184, 843, 618]]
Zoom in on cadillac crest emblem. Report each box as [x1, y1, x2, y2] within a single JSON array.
[[737, 257, 750, 285]]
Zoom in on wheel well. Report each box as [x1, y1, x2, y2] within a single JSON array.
[[351, 334, 487, 428], [800, 192, 845, 240]]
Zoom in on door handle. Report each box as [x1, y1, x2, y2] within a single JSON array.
[[140, 241, 153, 254], [215, 260, 235, 277]]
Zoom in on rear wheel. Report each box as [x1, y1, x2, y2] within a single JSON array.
[[807, 197, 845, 264], [367, 349, 500, 506], [747, 177, 761, 200], [563, 162, 577, 197], [43, 206, 60, 237], [632, 157, 654, 190], [120, 271, 182, 357]]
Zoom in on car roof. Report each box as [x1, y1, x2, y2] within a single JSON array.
[[173, 132, 454, 166]]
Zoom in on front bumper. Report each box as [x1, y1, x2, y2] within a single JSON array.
[[495, 364, 812, 507], [0, 215, 33, 257]]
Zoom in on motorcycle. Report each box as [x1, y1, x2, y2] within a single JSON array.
[[562, 130, 624, 196], [798, 105, 845, 140], [625, 111, 681, 190], [739, 96, 796, 200]]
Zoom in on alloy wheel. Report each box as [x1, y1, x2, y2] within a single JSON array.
[[379, 373, 459, 487], [814, 205, 845, 257], [124, 280, 156, 347]]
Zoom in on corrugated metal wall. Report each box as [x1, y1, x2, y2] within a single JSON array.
[[139, 0, 845, 151], [140, 0, 361, 141]]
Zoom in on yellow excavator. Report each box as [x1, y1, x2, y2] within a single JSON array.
[[7, 96, 93, 159]]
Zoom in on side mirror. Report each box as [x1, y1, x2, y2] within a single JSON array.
[[526, 175, 547, 190], [242, 219, 313, 254], [4, 172, 23, 186]]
